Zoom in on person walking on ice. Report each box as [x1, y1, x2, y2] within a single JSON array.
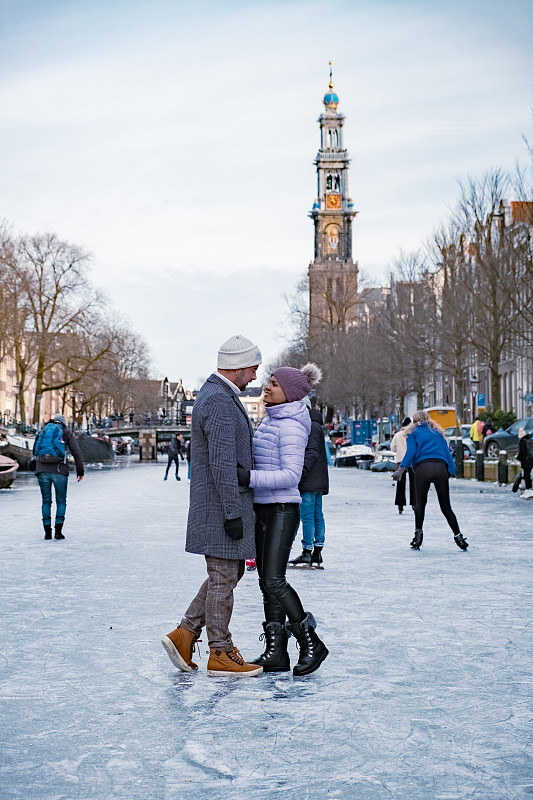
[[392, 410, 468, 551], [33, 413, 84, 540], [161, 335, 263, 677]]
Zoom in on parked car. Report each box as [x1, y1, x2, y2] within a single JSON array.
[[329, 428, 349, 444], [443, 425, 476, 457], [482, 418, 533, 458]]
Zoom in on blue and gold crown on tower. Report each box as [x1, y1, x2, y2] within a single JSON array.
[[323, 61, 339, 109]]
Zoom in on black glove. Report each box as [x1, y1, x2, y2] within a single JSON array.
[[224, 517, 243, 541], [237, 467, 250, 487], [392, 466, 406, 482]]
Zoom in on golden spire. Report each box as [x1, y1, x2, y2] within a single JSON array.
[[329, 61, 333, 90]]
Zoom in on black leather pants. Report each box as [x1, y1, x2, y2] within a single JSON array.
[[414, 459, 460, 535], [254, 503, 306, 625]]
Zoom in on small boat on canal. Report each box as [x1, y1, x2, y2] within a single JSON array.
[[5, 433, 36, 470], [0, 454, 19, 488], [76, 433, 114, 464]]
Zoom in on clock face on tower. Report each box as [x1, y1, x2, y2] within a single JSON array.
[[326, 194, 341, 210]]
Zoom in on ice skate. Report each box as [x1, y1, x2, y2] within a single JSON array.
[[288, 549, 312, 567], [454, 532, 469, 550], [310, 546, 324, 569], [410, 529, 423, 550]]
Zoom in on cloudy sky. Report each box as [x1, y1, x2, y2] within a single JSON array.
[[1, 0, 532, 387]]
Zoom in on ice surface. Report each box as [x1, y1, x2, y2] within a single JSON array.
[[0, 460, 532, 799]]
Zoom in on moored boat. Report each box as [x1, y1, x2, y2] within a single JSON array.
[[75, 432, 114, 463], [335, 444, 374, 468], [6, 433, 36, 470], [0, 454, 19, 488]]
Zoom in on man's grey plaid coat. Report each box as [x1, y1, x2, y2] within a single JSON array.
[[185, 374, 256, 560]]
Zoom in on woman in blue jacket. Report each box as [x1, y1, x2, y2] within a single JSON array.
[[392, 410, 468, 551]]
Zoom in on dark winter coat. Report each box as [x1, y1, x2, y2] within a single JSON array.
[[34, 421, 84, 478], [518, 435, 533, 468], [185, 374, 255, 560], [298, 408, 329, 495], [168, 436, 182, 457]]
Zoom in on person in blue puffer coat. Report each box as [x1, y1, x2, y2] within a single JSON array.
[[237, 363, 329, 676], [392, 409, 468, 552]]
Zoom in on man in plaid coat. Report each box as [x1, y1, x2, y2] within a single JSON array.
[[162, 335, 264, 677]]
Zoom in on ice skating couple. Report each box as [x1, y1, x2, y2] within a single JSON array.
[[161, 335, 328, 678]]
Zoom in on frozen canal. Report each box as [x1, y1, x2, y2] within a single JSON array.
[[1, 459, 532, 800]]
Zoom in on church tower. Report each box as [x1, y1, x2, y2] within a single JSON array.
[[308, 66, 358, 341]]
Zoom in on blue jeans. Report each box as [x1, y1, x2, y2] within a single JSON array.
[[37, 473, 69, 526], [299, 492, 325, 550]]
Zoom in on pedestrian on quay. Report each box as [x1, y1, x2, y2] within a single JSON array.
[[517, 427, 533, 493], [33, 414, 84, 540], [392, 410, 468, 551], [237, 364, 329, 676], [482, 418, 494, 439], [161, 335, 263, 677], [289, 397, 329, 568], [390, 417, 416, 515], [164, 432, 182, 481], [470, 416, 484, 453]]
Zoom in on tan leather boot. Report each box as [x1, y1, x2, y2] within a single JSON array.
[[161, 625, 200, 672], [207, 646, 263, 677]]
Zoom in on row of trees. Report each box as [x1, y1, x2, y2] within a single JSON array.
[[0, 222, 156, 425], [281, 163, 533, 420]]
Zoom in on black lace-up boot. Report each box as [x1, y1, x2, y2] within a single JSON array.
[[310, 546, 323, 567], [410, 529, 423, 550], [285, 612, 328, 677], [251, 621, 290, 672]]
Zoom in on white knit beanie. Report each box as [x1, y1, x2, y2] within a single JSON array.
[[217, 335, 262, 370]]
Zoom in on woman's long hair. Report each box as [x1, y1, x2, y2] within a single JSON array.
[[404, 410, 445, 437]]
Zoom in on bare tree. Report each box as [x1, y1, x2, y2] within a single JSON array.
[[10, 233, 119, 422], [456, 169, 520, 408]]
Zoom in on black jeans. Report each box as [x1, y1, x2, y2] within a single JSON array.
[[395, 466, 416, 508], [414, 460, 460, 535], [254, 503, 305, 625]]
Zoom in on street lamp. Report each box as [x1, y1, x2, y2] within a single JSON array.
[[70, 390, 76, 430], [36, 394, 43, 430], [13, 384, 20, 425]]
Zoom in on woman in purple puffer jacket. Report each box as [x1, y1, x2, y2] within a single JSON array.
[[237, 363, 329, 676]]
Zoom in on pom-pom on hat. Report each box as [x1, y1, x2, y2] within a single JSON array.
[[217, 335, 262, 370], [272, 363, 322, 403]]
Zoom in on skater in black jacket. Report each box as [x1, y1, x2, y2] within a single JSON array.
[[517, 428, 533, 491], [290, 399, 329, 568]]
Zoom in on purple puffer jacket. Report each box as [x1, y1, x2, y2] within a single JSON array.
[[250, 401, 311, 504]]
